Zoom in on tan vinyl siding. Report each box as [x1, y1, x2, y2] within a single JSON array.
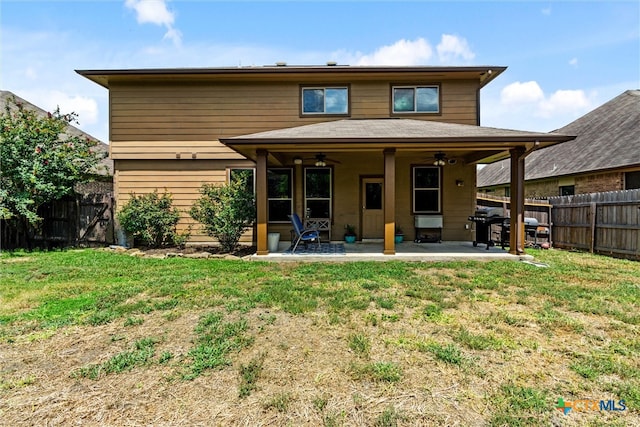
[[108, 73, 482, 246], [110, 140, 245, 160], [441, 162, 478, 240], [109, 79, 480, 157], [114, 159, 255, 245]]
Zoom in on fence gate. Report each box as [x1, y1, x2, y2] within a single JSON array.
[[77, 193, 114, 246]]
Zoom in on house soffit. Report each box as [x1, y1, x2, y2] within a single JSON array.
[[75, 65, 506, 89]]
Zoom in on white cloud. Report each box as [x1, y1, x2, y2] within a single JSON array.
[[500, 81, 545, 105], [163, 27, 183, 46], [25, 67, 38, 80], [569, 57, 578, 67], [345, 36, 476, 66], [353, 38, 434, 65], [484, 82, 596, 131], [125, 0, 181, 46], [37, 91, 99, 126], [500, 82, 592, 118], [538, 89, 591, 118], [436, 34, 475, 64], [542, 7, 552, 16], [125, 0, 174, 26]]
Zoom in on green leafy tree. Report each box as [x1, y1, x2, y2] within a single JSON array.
[[190, 171, 256, 253], [117, 190, 187, 248], [0, 96, 105, 239]]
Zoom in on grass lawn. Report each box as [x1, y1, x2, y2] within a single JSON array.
[[0, 248, 638, 426]]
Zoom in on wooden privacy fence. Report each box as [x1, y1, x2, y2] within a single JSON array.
[[549, 189, 640, 259], [1, 182, 114, 250]]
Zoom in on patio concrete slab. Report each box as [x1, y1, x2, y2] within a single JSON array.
[[250, 241, 534, 262]]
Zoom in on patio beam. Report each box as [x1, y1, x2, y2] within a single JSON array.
[[509, 147, 526, 255], [256, 149, 268, 255], [384, 148, 396, 255]]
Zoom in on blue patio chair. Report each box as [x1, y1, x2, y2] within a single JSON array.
[[288, 213, 321, 253]]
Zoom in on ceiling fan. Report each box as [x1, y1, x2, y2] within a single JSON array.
[[433, 152, 447, 166], [295, 153, 342, 166], [428, 151, 456, 166]]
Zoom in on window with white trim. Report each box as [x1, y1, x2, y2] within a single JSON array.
[[301, 87, 349, 115], [267, 168, 293, 222], [304, 167, 332, 218], [393, 86, 439, 113], [412, 166, 441, 213]]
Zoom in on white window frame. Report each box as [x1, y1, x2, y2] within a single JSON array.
[[267, 168, 293, 223], [228, 168, 256, 194], [412, 166, 441, 213], [304, 167, 332, 219]]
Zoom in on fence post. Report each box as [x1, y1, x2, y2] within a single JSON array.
[[589, 202, 597, 253]]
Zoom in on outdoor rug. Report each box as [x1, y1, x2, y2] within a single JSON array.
[[283, 242, 346, 255]]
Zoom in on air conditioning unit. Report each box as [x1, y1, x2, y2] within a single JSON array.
[[414, 215, 443, 228]]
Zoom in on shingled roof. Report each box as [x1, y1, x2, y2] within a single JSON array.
[[226, 118, 566, 142], [477, 90, 640, 187], [0, 90, 113, 176]]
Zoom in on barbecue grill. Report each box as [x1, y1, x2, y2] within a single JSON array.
[[468, 214, 508, 249], [501, 217, 550, 248]]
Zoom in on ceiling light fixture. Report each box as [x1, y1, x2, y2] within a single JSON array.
[[433, 152, 447, 166]]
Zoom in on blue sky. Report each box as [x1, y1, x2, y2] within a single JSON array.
[[1, 0, 638, 143]]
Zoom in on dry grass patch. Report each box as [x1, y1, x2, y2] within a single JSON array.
[[0, 249, 638, 425]]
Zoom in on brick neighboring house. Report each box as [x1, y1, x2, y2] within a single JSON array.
[[477, 90, 640, 198]]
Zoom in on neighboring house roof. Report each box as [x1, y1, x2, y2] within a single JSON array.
[[222, 118, 574, 162], [0, 90, 113, 176], [477, 90, 640, 187]]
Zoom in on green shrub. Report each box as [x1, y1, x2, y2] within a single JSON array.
[[190, 172, 256, 253], [117, 190, 187, 248]]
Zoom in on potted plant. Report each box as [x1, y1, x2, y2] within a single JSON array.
[[344, 224, 357, 243], [395, 227, 404, 243]]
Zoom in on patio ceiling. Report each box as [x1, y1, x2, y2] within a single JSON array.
[[220, 119, 575, 165]]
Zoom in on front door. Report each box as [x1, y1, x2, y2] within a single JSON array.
[[361, 177, 384, 239]]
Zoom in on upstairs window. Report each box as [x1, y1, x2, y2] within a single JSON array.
[[393, 85, 439, 114], [302, 87, 349, 115]]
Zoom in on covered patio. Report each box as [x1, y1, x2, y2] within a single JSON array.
[[221, 119, 574, 257], [252, 240, 534, 262]]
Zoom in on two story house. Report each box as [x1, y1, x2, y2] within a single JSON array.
[[77, 64, 573, 255]]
